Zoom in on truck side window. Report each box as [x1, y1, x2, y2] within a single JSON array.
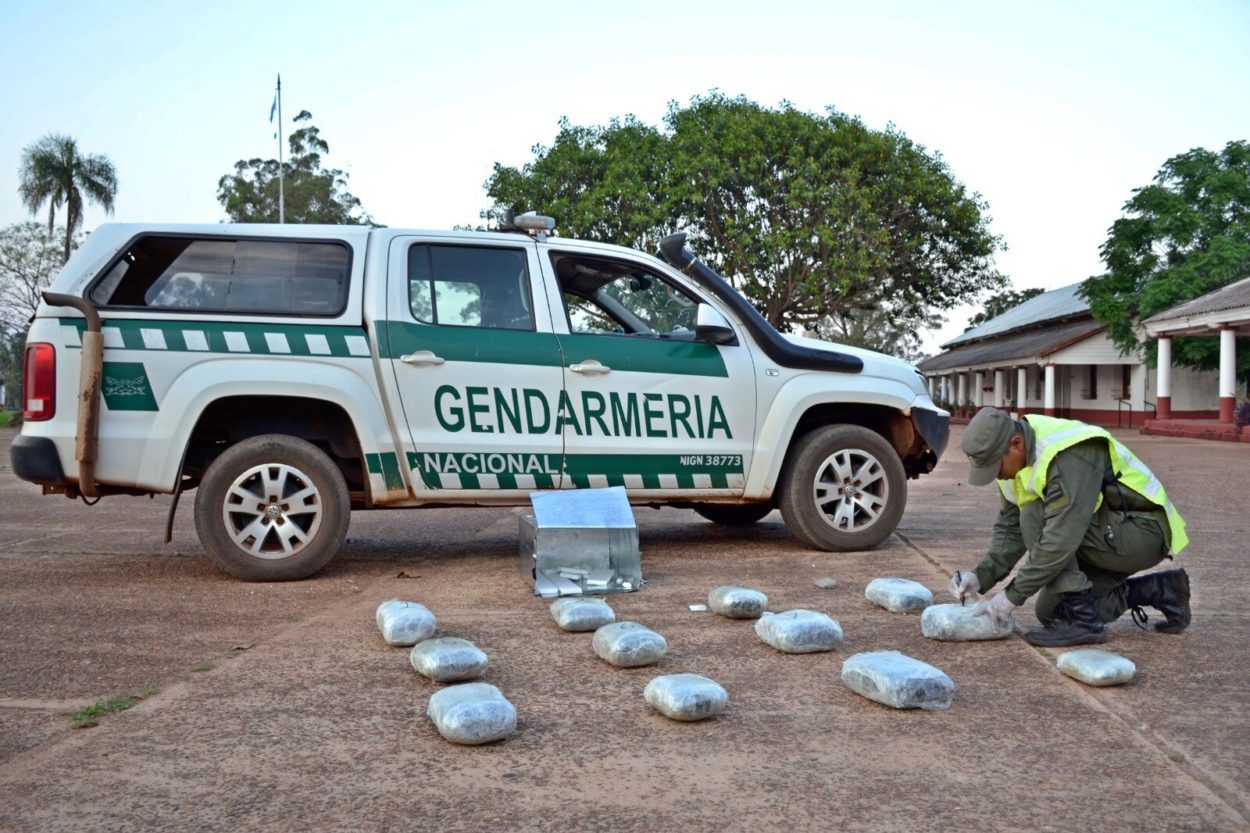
[[88, 236, 351, 316], [407, 244, 534, 330], [551, 253, 697, 336]]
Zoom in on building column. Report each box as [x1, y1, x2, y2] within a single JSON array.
[[1016, 366, 1028, 417], [927, 376, 936, 399], [1131, 363, 1147, 421], [1044, 364, 1056, 415], [1156, 336, 1172, 419], [973, 371, 984, 408], [993, 369, 1004, 408], [1220, 326, 1237, 423], [956, 373, 967, 413]]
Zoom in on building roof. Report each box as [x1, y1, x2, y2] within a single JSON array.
[[943, 282, 1088, 348], [1143, 276, 1250, 327], [918, 318, 1104, 372]]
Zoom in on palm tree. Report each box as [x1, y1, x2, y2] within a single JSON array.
[[18, 134, 118, 263]]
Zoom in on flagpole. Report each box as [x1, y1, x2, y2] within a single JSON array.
[[276, 74, 285, 224]]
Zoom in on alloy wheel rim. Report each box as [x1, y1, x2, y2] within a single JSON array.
[[221, 463, 323, 559], [811, 448, 889, 533]]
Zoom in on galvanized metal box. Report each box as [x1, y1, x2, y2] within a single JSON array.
[[519, 487, 642, 597]]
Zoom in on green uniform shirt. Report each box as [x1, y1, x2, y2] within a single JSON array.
[[972, 421, 1166, 607]]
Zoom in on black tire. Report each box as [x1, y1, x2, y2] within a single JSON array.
[[193, 434, 350, 581], [692, 503, 775, 526], [779, 425, 906, 551]]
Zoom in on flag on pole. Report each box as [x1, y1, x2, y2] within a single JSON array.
[[270, 92, 277, 123]]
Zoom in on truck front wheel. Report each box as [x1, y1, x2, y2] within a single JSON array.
[[779, 425, 906, 551], [193, 434, 350, 581]]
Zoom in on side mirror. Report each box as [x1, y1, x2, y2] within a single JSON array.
[[695, 303, 737, 345]]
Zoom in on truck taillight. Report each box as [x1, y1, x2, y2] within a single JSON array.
[[23, 343, 55, 421]]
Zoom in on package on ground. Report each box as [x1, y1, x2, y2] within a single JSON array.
[[864, 578, 934, 614], [841, 650, 954, 710], [754, 609, 843, 653], [426, 683, 517, 745], [644, 673, 729, 721], [550, 597, 616, 632], [520, 487, 642, 597], [1056, 648, 1137, 687], [409, 637, 489, 683], [921, 602, 1013, 641], [708, 585, 768, 619], [375, 599, 437, 646], [592, 621, 668, 667]]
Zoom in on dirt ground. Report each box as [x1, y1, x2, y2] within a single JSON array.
[[0, 424, 1247, 833]]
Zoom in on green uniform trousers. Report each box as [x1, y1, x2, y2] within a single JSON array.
[[1034, 502, 1171, 624]]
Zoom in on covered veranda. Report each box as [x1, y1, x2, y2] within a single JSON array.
[[1142, 276, 1250, 442]]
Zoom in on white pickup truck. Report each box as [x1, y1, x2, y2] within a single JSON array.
[[11, 216, 949, 580]]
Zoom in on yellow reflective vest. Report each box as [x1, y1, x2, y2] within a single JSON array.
[[996, 415, 1188, 554]]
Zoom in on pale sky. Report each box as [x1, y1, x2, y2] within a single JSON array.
[[2, 0, 1247, 353]]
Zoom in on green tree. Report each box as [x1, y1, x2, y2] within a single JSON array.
[[965, 287, 1045, 330], [0, 223, 77, 411], [218, 110, 374, 225], [0, 222, 73, 338], [486, 92, 1004, 347], [815, 303, 942, 364], [17, 134, 117, 263], [1081, 140, 1250, 371]]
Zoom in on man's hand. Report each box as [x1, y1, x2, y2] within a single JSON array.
[[984, 591, 1017, 628], [950, 570, 980, 604]]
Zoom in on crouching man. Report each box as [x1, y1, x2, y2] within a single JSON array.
[[950, 407, 1191, 647]]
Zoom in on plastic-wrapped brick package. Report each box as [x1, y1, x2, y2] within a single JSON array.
[[644, 673, 729, 721], [409, 637, 489, 683], [1056, 648, 1137, 687], [841, 650, 954, 710], [375, 599, 437, 646], [754, 609, 843, 653], [592, 621, 668, 667], [920, 602, 1013, 641], [707, 585, 768, 619], [550, 597, 616, 632], [864, 578, 934, 613], [426, 683, 516, 745]]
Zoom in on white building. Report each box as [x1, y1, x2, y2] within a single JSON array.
[[919, 283, 1218, 427]]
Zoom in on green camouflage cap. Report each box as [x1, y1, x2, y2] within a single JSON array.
[[961, 407, 1015, 486]]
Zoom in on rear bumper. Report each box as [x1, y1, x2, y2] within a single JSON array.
[[10, 435, 68, 485]]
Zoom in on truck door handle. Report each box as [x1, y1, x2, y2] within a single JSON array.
[[569, 360, 611, 375], [400, 350, 445, 366]]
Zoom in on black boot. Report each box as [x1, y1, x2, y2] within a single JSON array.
[[1025, 591, 1107, 647], [1125, 568, 1191, 634]]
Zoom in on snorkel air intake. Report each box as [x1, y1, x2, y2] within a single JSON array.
[[658, 233, 863, 374]]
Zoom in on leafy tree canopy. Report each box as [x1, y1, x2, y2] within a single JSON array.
[[485, 93, 1004, 348], [1081, 140, 1250, 371], [217, 111, 374, 225], [0, 222, 80, 407], [18, 134, 116, 263], [0, 222, 76, 338], [965, 287, 1045, 330]]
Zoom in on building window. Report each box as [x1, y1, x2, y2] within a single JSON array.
[[1082, 365, 1098, 400]]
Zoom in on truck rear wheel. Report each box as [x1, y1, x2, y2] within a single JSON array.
[[779, 425, 906, 551], [193, 434, 350, 581], [692, 503, 775, 526]]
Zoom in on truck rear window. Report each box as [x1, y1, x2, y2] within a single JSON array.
[[89, 235, 351, 316]]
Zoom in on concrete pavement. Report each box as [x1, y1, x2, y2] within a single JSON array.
[[0, 426, 1246, 832]]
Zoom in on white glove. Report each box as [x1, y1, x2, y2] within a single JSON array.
[[949, 570, 980, 603], [984, 591, 1017, 628]]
